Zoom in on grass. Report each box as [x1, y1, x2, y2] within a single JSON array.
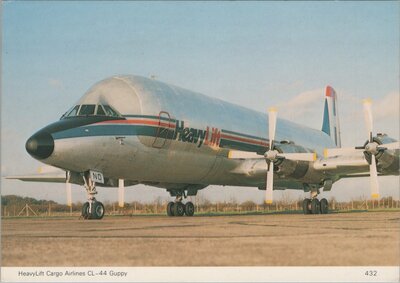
[[2, 207, 399, 220]]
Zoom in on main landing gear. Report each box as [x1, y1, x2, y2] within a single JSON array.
[[81, 174, 105, 220], [166, 195, 195, 217], [302, 190, 329, 215]]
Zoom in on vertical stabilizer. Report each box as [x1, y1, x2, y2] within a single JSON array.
[[321, 86, 341, 147]]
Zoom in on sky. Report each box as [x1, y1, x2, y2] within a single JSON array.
[[1, 1, 399, 205]]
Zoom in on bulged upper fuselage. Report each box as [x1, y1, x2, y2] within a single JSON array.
[[26, 75, 337, 190]]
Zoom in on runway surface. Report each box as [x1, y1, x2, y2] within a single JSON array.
[[2, 211, 399, 266]]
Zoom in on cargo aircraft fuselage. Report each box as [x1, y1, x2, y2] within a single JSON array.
[[19, 75, 400, 218]]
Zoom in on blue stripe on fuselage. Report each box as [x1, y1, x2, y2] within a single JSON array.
[[51, 123, 268, 152], [222, 129, 268, 142], [52, 124, 157, 140]]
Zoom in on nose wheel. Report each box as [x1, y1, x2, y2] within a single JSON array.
[[82, 199, 105, 219], [80, 173, 105, 220]]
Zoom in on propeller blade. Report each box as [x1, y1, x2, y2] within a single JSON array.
[[228, 150, 263, 159], [264, 107, 278, 204], [377, 141, 400, 151], [277, 152, 317, 162], [323, 147, 364, 158], [265, 162, 274, 204], [118, 179, 125, 208], [66, 181, 72, 207], [268, 107, 277, 149], [363, 99, 373, 142], [369, 154, 380, 199]]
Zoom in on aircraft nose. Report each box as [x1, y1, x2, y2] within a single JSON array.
[[25, 131, 54, 159]]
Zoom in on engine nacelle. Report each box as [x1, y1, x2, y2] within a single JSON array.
[[273, 142, 311, 179], [373, 134, 400, 175]]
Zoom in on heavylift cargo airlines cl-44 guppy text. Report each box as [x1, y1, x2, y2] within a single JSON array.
[[8, 75, 400, 219]]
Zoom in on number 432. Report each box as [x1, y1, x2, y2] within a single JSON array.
[[365, 270, 377, 276]]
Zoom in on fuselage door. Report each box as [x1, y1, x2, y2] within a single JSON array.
[[152, 111, 172, 149]]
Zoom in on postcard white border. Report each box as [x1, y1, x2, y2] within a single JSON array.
[[1, 266, 399, 282]]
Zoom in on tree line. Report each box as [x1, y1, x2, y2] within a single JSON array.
[[1, 194, 399, 217]]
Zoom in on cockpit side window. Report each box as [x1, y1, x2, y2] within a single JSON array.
[[79, 104, 96, 115], [66, 105, 80, 117], [96, 105, 106, 116], [103, 105, 119, 117]]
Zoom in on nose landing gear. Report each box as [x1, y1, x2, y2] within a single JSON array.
[[81, 174, 105, 220]]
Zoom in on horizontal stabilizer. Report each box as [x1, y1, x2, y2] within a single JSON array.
[[324, 147, 363, 158], [324, 141, 400, 158], [378, 141, 400, 151]]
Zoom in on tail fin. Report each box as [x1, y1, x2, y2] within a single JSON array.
[[322, 86, 341, 147]]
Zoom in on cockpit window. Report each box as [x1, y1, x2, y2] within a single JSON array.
[[66, 105, 80, 117], [96, 105, 106, 116], [103, 105, 119, 117], [78, 104, 96, 115], [61, 104, 121, 119]]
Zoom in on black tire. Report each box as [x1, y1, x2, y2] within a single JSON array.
[[167, 202, 175, 216], [320, 198, 329, 214], [92, 201, 105, 219], [311, 199, 320, 214], [302, 199, 311, 214], [173, 202, 185, 216], [185, 202, 195, 216], [82, 202, 90, 219]]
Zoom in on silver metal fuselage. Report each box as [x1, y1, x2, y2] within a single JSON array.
[[37, 75, 336, 190]]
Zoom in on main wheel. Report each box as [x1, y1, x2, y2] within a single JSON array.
[[92, 201, 105, 219], [82, 202, 90, 219], [302, 198, 311, 214], [311, 199, 320, 214], [167, 202, 175, 216], [173, 202, 185, 216], [185, 202, 195, 216], [320, 198, 329, 214]]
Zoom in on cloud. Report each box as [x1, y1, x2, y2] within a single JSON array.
[[277, 88, 399, 144], [373, 91, 399, 121], [278, 88, 323, 116], [48, 78, 64, 90], [276, 88, 325, 130]]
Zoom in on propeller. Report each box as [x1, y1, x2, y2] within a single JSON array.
[[263, 108, 316, 204], [229, 107, 316, 204], [118, 179, 125, 208], [264, 108, 277, 204], [66, 171, 72, 207], [324, 99, 400, 199], [363, 99, 380, 199]]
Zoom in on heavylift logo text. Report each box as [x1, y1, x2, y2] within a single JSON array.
[[173, 120, 220, 148]]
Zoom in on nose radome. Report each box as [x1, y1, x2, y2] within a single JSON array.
[[25, 131, 54, 159]]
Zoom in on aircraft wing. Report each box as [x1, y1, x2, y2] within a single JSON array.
[[313, 154, 370, 176], [6, 172, 66, 183], [5, 165, 67, 183], [228, 148, 398, 185]]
